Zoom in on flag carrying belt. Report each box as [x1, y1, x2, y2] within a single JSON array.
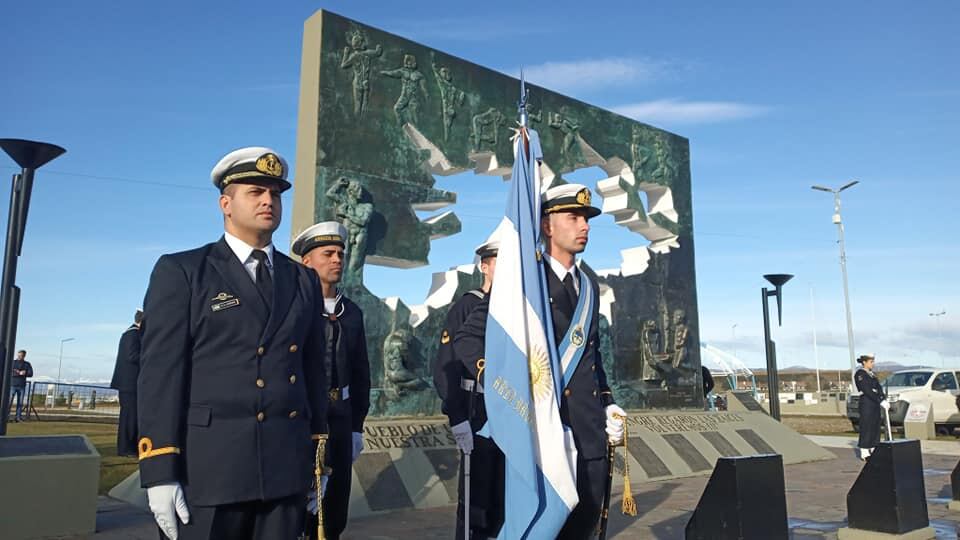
[[558, 270, 594, 390]]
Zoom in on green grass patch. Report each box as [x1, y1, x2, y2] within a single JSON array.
[[6, 421, 137, 494]]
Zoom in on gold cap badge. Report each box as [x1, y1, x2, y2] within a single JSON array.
[[255, 153, 283, 178], [576, 188, 591, 206]]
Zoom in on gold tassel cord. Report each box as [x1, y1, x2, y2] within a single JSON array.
[[616, 414, 637, 517], [314, 435, 328, 540]]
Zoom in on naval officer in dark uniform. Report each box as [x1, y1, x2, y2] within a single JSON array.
[[455, 184, 625, 539], [110, 308, 142, 457], [294, 221, 371, 540], [138, 147, 330, 540], [433, 235, 505, 539], [854, 353, 888, 460]]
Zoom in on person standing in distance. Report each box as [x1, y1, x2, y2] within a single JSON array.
[[854, 353, 888, 460], [138, 147, 330, 540], [9, 350, 32, 422], [434, 233, 505, 539], [294, 221, 371, 540], [110, 309, 142, 456]]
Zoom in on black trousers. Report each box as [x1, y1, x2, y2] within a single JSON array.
[[117, 391, 139, 457], [164, 492, 304, 540], [456, 435, 505, 540], [305, 399, 353, 540], [557, 455, 609, 540], [858, 399, 882, 449]]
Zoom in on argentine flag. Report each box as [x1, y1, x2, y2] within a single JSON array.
[[484, 126, 579, 538]]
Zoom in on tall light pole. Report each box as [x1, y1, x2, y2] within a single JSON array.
[[929, 310, 946, 367], [0, 139, 66, 434], [810, 285, 821, 394], [812, 180, 859, 390], [57, 337, 75, 387], [762, 273, 793, 421], [731, 323, 738, 388]]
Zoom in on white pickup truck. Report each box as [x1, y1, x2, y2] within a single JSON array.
[[847, 368, 960, 433]]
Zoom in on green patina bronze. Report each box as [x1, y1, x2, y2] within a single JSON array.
[[294, 10, 702, 416]]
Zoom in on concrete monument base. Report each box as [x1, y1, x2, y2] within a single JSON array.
[[837, 526, 936, 539], [0, 435, 100, 540]]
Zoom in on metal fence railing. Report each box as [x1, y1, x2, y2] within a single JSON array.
[[6, 381, 120, 421]]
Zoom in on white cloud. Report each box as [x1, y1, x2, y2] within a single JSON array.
[[613, 99, 769, 125], [515, 58, 670, 93]]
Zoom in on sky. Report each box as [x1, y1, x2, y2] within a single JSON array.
[[1, 1, 957, 382]]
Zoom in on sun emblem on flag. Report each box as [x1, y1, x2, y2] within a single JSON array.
[[528, 345, 553, 402]]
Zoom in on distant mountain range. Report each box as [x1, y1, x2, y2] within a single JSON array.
[[750, 361, 937, 374]]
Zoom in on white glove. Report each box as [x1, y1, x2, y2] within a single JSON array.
[[451, 420, 474, 454], [605, 404, 627, 445], [147, 482, 190, 540], [352, 432, 364, 462], [306, 476, 329, 515], [880, 399, 890, 410]]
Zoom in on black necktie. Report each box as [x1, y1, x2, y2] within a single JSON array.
[[562, 271, 578, 308], [251, 249, 273, 306]]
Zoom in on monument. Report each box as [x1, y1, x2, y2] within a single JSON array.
[[294, 10, 702, 415]]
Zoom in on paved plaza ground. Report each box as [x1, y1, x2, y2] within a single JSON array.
[[69, 438, 960, 540]]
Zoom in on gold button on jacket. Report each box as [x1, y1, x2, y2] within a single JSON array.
[[256, 412, 265, 422], [289, 344, 298, 353], [256, 379, 265, 388], [289, 375, 297, 384]]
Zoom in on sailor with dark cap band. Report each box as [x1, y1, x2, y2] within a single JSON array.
[[455, 184, 622, 539], [433, 231, 506, 539], [138, 146, 330, 540], [295, 221, 371, 540], [539, 183, 624, 538]]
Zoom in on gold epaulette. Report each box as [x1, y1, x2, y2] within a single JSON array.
[[138, 437, 181, 460]]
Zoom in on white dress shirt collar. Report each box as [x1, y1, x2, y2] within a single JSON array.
[[224, 232, 274, 281], [542, 251, 579, 293]]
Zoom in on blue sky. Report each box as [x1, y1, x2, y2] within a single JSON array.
[[2, 1, 957, 382]]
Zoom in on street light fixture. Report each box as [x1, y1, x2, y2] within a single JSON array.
[[762, 273, 793, 421], [811, 180, 859, 390], [0, 138, 66, 434], [57, 337, 76, 388]]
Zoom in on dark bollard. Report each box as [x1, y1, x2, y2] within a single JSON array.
[[838, 440, 934, 539], [685, 454, 788, 540], [949, 458, 960, 511]]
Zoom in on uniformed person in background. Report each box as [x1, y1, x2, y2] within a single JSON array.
[[138, 147, 330, 540], [294, 221, 371, 540], [854, 353, 888, 460], [109, 308, 142, 457], [457, 184, 625, 539], [433, 234, 505, 539]]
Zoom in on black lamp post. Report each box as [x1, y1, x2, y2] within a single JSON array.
[[0, 139, 65, 435], [762, 273, 793, 421]]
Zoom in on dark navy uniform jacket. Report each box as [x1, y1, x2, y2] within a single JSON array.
[[455, 269, 614, 461], [137, 237, 329, 506], [855, 368, 885, 404], [545, 267, 614, 461], [433, 290, 487, 430], [110, 324, 140, 393], [328, 296, 371, 432]]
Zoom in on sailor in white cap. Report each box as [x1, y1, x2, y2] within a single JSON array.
[[541, 183, 625, 538], [138, 147, 330, 540], [432, 231, 505, 539], [294, 221, 371, 540]]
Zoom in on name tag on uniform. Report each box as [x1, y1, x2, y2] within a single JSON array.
[[210, 292, 240, 312]]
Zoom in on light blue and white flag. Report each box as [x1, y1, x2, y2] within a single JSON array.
[[484, 126, 579, 539]]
